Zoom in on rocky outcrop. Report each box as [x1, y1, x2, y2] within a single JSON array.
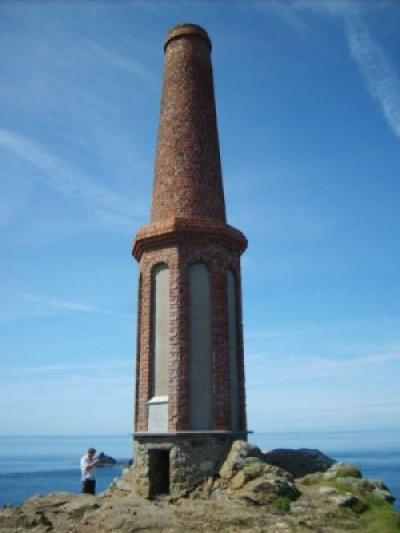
[[1, 440, 399, 532], [95, 452, 116, 465], [302, 461, 395, 504], [264, 448, 335, 477], [218, 440, 264, 480], [196, 440, 300, 506]]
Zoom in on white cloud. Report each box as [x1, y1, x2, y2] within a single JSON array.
[[278, 0, 390, 19], [253, 0, 310, 31], [0, 367, 133, 434], [0, 128, 136, 230], [0, 174, 31, 228], [305, 349, 400, 374], [247, 346, 400, 383], [344, 15, 400, 141], [0, 289, 134, 323], [0, 361, 133, 376], [88, 41, 156, 85], [254, 2, 400, 141], [133, 0, 166, 17], [20, 292, 132, 318]]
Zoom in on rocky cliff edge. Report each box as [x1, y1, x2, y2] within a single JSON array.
[[1, 440, 399, 532]]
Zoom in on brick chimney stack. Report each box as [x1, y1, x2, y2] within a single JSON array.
[[132, 24, 248, 498], [151, 24, 226, 223]]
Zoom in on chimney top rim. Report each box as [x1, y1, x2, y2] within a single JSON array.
[[164, 23, 212, 52]]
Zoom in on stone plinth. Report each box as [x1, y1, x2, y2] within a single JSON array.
[[133, 432, 247, 498]]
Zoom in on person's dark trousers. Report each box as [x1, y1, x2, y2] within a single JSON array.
[[81, 479, 96, 495]]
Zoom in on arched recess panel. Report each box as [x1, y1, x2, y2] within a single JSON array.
[[134, 272, 143, 431], [148, 263, 169, 432], [227, 270, 239, 430], [189, 263, 213, 429]]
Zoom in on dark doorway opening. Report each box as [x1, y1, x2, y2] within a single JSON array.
[[148, 449, 170, 498]]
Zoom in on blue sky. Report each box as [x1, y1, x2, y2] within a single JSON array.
[[0, 0, 399, 436]]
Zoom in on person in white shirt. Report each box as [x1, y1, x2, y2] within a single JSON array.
[[80, 447, 99, 494]]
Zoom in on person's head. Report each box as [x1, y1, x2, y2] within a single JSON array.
[[87, 447, 96, 459]]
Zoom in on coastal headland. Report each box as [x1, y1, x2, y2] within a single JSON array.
[[1, 440, 399, 532]]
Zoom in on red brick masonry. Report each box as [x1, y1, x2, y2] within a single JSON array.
[[133, 24, 248, 436], [151, 24, 226, 223]]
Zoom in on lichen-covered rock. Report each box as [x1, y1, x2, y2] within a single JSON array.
[[323, 462, 362, 480], [228, 459, 290, 490], [229, 464, 299, 505], [301, 471, 323, 485], [319, 485, 338, 495], [237, 476, 300, 506], [201, 442, 299, 508], [373, 487, 396, 503], [229, 470, 247, 489], [304, 460, 396, 507], [367, 478, 389, 490], [335, 476, 362, 488], [290, 501, 311, 514], [219, 440, 264, 480], [328, 474, 395, 504], [264, 448, 335, 478], [104, 466, 136, 496], [329, 492, 361, 509]]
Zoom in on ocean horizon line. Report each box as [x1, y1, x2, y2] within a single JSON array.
[[1, 428, 400, 438]]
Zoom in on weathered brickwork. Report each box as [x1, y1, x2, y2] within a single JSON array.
[[133, 236, 247, 433], [131, 23, 248, 495], [151, 24, 226, 223]]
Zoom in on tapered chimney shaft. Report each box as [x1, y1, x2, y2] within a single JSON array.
[[151, 24, 226, 223]]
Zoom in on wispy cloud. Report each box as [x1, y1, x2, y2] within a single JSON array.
[[133, 0, 166, 17], [259, 2, 400, 141], [292, 0, 369, 17], [21, 292, 132, 318], [247, 346, 400, 383], [88, 41, 156, 85], [0, 128, 137, 230], [0, 173, 31, 228], [253, 1, 310, 31], [1, 361, 133, 375], [247, 316, 400, 343], [307, 349, 400, 373], [344, 15, 400, 141]]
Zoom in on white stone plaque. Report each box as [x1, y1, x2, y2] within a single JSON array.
[[148, 396, 168, 432]]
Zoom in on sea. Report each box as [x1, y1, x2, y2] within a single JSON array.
[[0, 430, 399, 511]]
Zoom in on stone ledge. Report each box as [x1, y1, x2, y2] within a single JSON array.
[[133, 430, 251, 437], [132, 217, 248, 260]]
